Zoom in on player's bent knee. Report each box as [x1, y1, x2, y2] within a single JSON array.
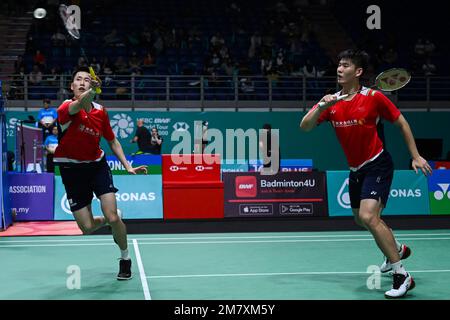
[[106, 214, 121, 225], [359, 212, 380, 229]]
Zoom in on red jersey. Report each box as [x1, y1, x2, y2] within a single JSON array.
[[315, 87, 401, 170], [54, 100, 115, 163]]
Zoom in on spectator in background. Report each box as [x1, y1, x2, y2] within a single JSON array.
[[101, 57, 114, 75], [89, 57, 101, 75], [14, 55, 24, 73], [29, 64, 43, 85], [143, 51, 155, 67], [128, 51, 142, 73], [422, 58, 436, 76], [37, 98, 58, 139], [33, 49, 46, 68], [149, 127, 163, 155], [103, 28, 121, 46], [424, 39, 436, 57], [45, 67, 60, 86], [131, 119, 153, 154], [210, 32, 225, 50], [114, 56, 129, 75], [414, 38, 426, 58], [44, 126, 59, 173], [248, 31, 262, 59]]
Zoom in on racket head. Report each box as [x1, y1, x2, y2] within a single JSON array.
[[59, 4, 80, 40], [375, 68, 411, 91]]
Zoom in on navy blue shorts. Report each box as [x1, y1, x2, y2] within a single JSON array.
[[348, 151, 394, 209], [58, 157, 118, 212]]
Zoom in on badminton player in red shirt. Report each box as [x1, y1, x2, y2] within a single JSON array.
[[54, 66, 147, 280], [300, 49, 432, 298]]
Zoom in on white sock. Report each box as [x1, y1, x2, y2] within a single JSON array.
[[121, 249, 130, 260], [391, 261, 407, 275]]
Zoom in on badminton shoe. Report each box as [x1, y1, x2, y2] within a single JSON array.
[[384, 272, 415, 299], [117, 259, 132, 280]]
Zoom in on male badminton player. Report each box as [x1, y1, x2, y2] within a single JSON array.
[[300, 49, 432, 298], [54, 66, 147, 280]]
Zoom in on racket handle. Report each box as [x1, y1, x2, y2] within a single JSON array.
[[89, 67, 102, 94], [317, 94, 349, 108]]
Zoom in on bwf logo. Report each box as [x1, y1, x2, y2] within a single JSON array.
[[235, 176, 257, 198], [62, 5, 81, 31]]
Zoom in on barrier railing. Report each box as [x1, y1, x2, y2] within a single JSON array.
[[1, 74, 449, 109]]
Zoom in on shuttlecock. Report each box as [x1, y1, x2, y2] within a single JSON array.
[[33, 8, 47, 19]]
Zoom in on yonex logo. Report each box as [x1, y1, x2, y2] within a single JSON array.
[[434, 184, 450, 200], [170, 166, 179, 172], [370, 191, 377, 195], [195, 165, 205, 171]]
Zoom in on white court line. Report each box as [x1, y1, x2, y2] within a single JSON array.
[[137, 237, 450, 245], [132, 239, 152, 301], [147, 269, 450, 279], [2, 232, 450, 243], [2, 237, 450, 248]]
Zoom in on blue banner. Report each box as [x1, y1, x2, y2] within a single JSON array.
[[8, 173, 54, 221], [249, 159, 313, 172], [106, 154, 162, 175], [54, 175, 163, 220], [327, 170, 430, 217]]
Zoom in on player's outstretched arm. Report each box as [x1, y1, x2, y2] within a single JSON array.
[[300, 95, 336, 132], [69, 88, 96, 115], [107, 138, 148, 175], [394, 114, 433, 176]]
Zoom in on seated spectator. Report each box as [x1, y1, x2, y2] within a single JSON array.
[[142, 52, 155, 67], [422, 58, 436, 76], [103, 28, 121, 46], [44, 126, 59, 173], [33, 50, 46, 68], [29, 65, 43, 85], [210, 32, 225, 50], [101, 57, 114, 75], [128, 51, 142, 72], [114, 56, 129, 74], [37, 98, 58, 140], [45, 67, 60, 86], [14, 55, 24, 73]]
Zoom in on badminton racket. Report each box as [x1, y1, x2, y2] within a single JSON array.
[[318, 68, 411, 108], [59, 4, 102, 94]]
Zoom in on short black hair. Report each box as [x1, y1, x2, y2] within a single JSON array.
[[71, 66, 91, 82], [263, 123, 272, 130], [337, 49, 370, 73]]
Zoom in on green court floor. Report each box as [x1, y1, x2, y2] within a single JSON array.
[[1, 229, 450, 300]]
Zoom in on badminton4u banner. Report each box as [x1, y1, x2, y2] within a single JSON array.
[[223, 171, 328, 217]]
